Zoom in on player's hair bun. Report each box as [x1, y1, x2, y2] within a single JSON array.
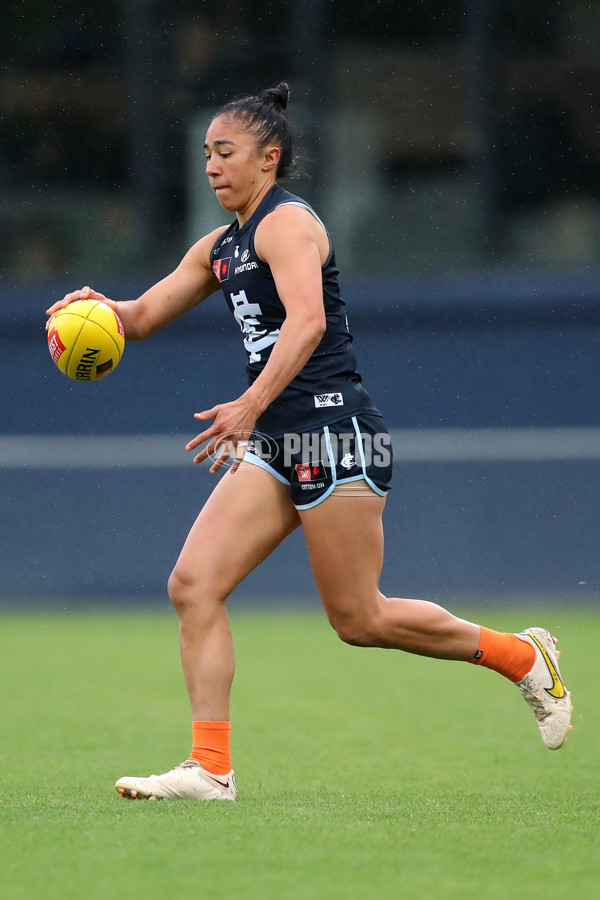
[[259, 82, 290, 111], [216, 82, 296, 179]]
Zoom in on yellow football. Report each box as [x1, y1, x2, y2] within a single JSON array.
[[47, 299, 125, 381]]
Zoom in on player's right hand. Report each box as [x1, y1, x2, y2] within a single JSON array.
[[45, 286, 118, 330]]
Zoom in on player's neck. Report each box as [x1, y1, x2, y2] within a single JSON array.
[[236, 180, 276, 227]]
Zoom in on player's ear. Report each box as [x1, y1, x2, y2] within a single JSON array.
[[262, 145, 280, 173]]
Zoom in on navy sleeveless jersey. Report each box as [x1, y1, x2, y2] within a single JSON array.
[[210, 184, 379, 438]]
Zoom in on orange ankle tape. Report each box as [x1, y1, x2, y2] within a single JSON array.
[[471, 626, 535, 682], [190, 721, 231, 775]]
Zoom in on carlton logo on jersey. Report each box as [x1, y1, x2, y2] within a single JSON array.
[[230, 289, 280, 363]]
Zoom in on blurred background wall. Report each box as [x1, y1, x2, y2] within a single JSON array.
[[1, 0, 599, 605]]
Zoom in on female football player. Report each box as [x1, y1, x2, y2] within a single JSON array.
[[46, 83, 571, 802]]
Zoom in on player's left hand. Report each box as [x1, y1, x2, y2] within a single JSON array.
[[186, 394, 260, 473], [45, 286, 117, 330]]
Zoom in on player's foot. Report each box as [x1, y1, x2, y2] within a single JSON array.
[[514, 627, 573, 749], [115, 760, 237, 801]]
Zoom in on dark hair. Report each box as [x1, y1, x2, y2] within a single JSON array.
[[214, 82, 296, 179]]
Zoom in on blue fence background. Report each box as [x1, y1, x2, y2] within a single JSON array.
[[2, 271, 599, 605]]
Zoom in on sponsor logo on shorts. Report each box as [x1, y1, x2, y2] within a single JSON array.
[[295, 461, 328, 491], [314, 392, 343, 409], [295, 462, 325, 482]]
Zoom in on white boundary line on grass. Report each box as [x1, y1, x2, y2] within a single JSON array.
[[1, 428, 600, 468]]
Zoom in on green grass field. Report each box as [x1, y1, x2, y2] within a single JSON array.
[[1, 606, 598, 900]]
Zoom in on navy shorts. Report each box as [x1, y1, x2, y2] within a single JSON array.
[[243, 412, 393, 510]]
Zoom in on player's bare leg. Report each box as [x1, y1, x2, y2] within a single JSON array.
[[168, 461, 300, 721], [116, 463, 300, 800], [299, 491, 480, 659], [299, 490, 572, 748]]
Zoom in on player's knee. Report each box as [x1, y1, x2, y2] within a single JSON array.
[[167, 565, 208, 612], [328, 608, 382, 647], [167, 564, 229, 613], [167, 566, 193, 612]]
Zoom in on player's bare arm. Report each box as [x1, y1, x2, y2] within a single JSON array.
[[186, 206, 327, 470], [247, 204, 328, 410], [45, 226, 227, 340]]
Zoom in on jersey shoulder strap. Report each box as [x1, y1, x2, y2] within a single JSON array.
[[250, 188, 332, 268], [271, 198, 328, 234]]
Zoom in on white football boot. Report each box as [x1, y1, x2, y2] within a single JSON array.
[[514, 627, 573, 750], [115, 759, 237, 801]]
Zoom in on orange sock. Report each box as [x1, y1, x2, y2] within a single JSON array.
[[470, 626, 535, 682], [189, 721, 231, 775]]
